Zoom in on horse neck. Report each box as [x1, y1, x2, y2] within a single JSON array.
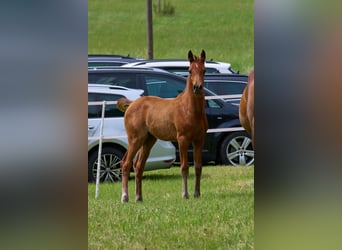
[[182, 76, 205, 114]]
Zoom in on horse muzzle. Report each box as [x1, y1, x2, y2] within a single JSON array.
[[193, 84, 203, 94]]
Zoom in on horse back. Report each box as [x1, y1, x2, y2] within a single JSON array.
[[124, 96, 179, 141], [124, 95, 207, 142]]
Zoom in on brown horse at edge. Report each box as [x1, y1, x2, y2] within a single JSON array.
[[239, 69, 254, 147], [117, 50, 208, 202]]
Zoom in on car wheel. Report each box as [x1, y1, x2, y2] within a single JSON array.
[[88, 147, 125, 182], [220, 131, 254, 166]]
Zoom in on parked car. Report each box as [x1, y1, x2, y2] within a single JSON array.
[[88, 84, 176, 182], [88, 54, 144, 68], [122, 59, 238, 76], [88, 67, 254, 166], [204, 73, 249, 102]]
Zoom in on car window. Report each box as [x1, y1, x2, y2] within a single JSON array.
[[204, 81, 246, 95], [88, 73, 137, 89], [205, 68, 220, 73], [88, 93, 125, 118], [207, 99, 222, 108], [142, 74, 185, 98]]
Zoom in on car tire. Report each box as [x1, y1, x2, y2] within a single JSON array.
[[219, 131, 254, 166], [88, 146, 125, 182]]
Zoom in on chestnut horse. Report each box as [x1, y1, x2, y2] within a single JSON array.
[[239, 69, 254, 147], [117, 50, 208, 202]]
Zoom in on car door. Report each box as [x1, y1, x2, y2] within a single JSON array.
[[88, 92, 126, 138], [205, 98, 239, 129]]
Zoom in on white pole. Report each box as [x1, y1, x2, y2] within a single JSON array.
[[95, 101, 106, 198]]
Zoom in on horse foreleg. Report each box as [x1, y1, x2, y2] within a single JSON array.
[[193, 141, 204, 198], [178, 137, 189, 199], [134, 135, 156, 202]]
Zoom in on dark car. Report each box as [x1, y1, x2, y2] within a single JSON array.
[[88, 54, 144, 68], [204, 73, 248, 103], [204, 74, 248, 93], [88, 67, 254, 166]]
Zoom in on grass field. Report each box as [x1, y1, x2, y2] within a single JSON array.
[[88, 0, 254, 73], [88, 166, 254, 249]]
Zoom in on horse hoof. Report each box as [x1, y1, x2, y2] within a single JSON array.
[[121, 195, 129, 203], [182, 193, 189, 199], [135, 196, 143, 202], [194, 192, 201, 198]]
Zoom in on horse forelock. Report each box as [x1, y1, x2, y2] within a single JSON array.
[[189, 55, 205, 70], [187, 53, 206, 95]]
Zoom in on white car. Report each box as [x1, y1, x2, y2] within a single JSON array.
[[122, 59, 237, 76], [88, 84, 176, 182]]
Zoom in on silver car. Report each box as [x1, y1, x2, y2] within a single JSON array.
[[122, 59, 238, 76], [88, 84, 176, 182]]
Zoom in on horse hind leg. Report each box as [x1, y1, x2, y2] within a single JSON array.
[[121, 139, 141, 203], [134, 134, 157, 202], [120, 152, 130, 203]]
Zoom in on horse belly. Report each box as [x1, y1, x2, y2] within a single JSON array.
[[148, 119, 178, 141]]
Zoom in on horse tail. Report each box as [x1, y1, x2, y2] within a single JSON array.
[[117, 98, 133, 112]]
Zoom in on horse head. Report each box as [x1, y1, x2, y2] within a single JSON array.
[[188, 50, 206, 94]]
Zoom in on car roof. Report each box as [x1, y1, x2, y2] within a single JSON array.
[[88, 55, 145, 68], [123, 59, 231, 67], [88, 84, 144, 99], [88, 54, 144, 60], [122, 59, 238, 74], [88, 66, 170, 73]]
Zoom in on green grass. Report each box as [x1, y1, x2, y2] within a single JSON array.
[[88, 166, 254, 249], [88, 0, 254, 73]]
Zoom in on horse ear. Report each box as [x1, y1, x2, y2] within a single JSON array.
[[201, 50, 206, 62], [188, 50, 194, 62]]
